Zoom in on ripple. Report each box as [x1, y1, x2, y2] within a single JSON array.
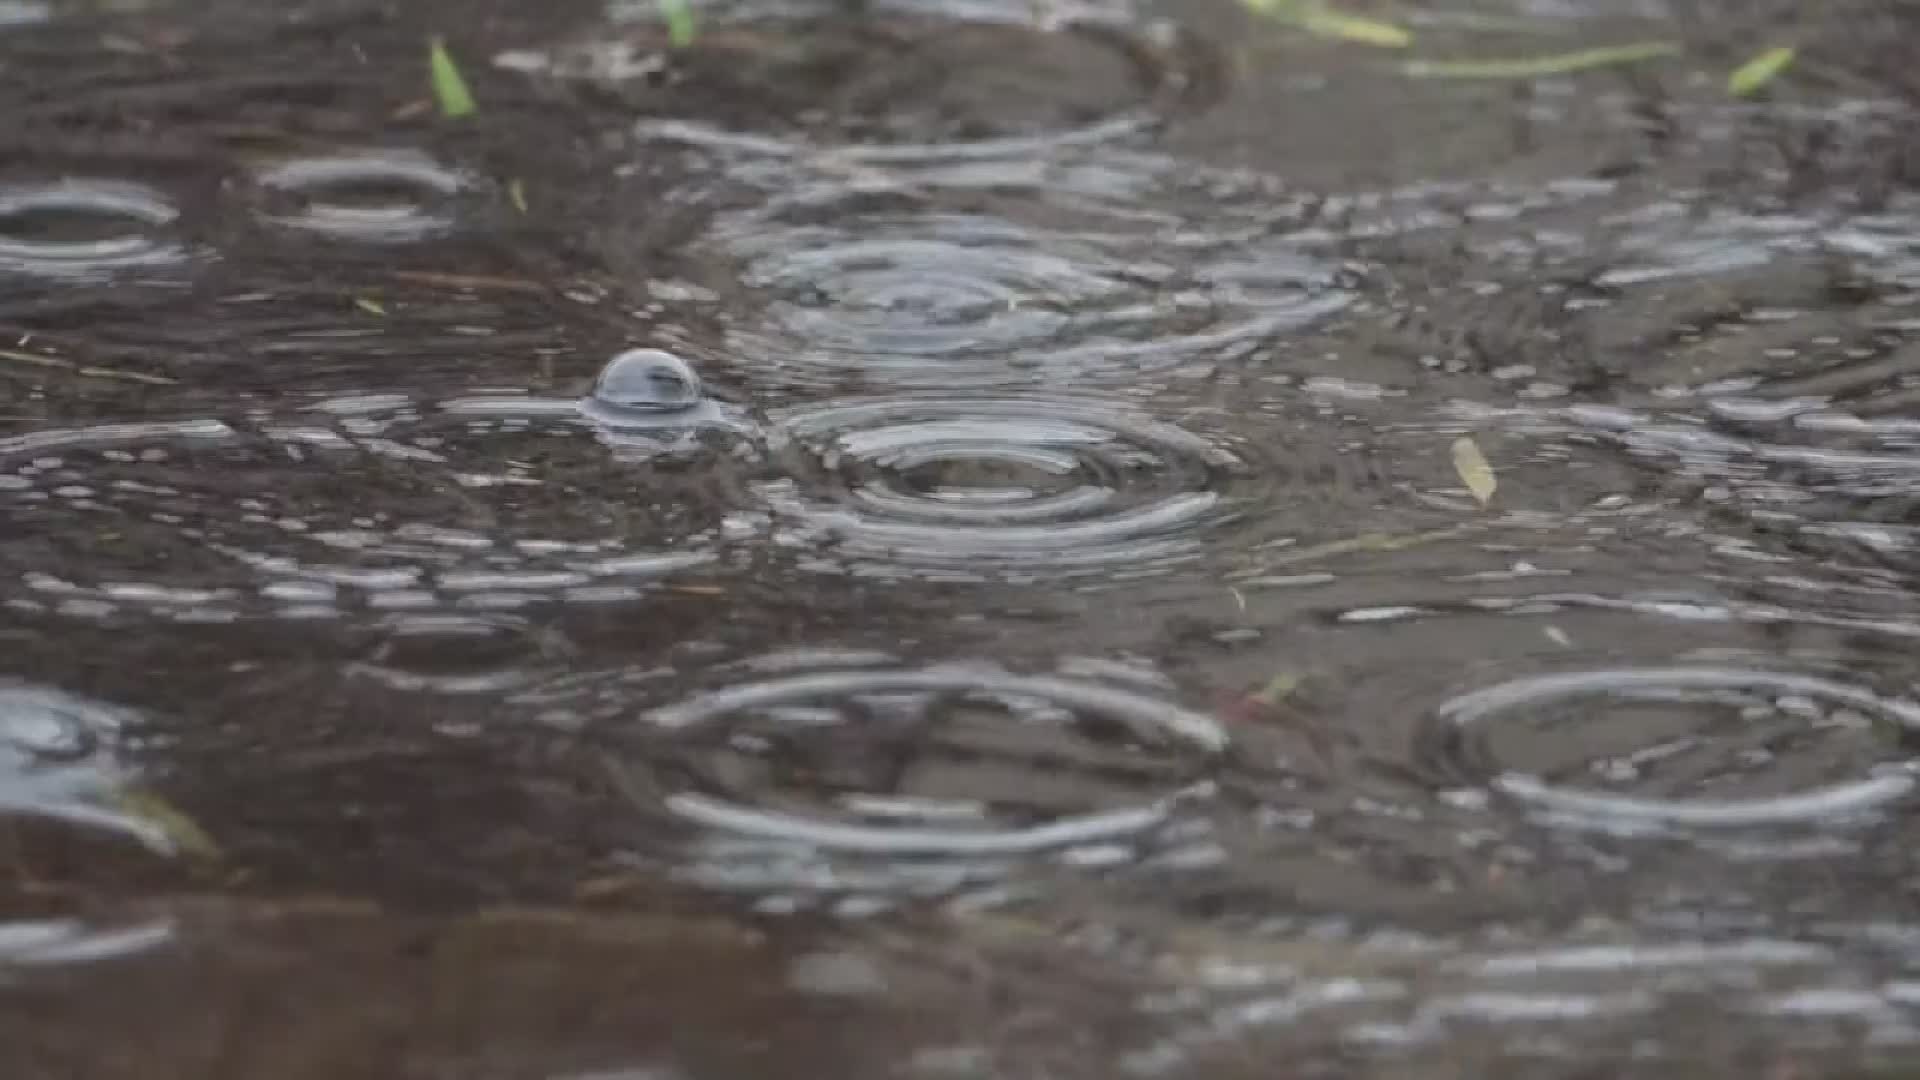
[[623, 655, 1223, 905], [1590, 203, 1822, 287], [1425, 667, 1920, 830], [348, 613, 560, 694], [754, 393, 1245, 581], [0, 180, 187, 279], [249, 150, 472, 243], [525, 0, 1208, 165], [0, 917, 174, 969], [710, 187, 1350, 389], [0, 683, 177, 853], [1456, 394, 1920, 575], [0, 396, 748, 622]]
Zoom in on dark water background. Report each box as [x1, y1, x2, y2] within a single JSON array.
[[6, 0, 1920, 1075]]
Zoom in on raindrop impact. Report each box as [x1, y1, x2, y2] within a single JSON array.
[[712, 196, 1351, 390], [534, 0, 1211, 164], [621, 656, 1224, 904], [349, 613, 560, 694], [249, 150, 471, 242], [755, 393, 1245, 582], [0, 180, 187, 279], [1427, 667, 1920, 829]]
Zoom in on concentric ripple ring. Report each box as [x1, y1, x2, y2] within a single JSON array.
[[643, 661, 1226, 855], [710, 195, 1352, 389], [0, 180, 186, 277], [251, 151, 470, 242], [598, 0, 1214, 164], [1436, 668, 1920, 826], [756, 394, 1244, 580]]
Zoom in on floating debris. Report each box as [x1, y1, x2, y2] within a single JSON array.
[[428, 36, 476, 118], [1450, 436, 1497, 506], [1243, 0, 1411, 48], [659, 0, 697, 48], [1728, 45, 1795, 97], [1405, 40, 1679, 80]]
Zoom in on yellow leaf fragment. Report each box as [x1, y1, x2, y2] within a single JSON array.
[[107, 788, 221, 860], [1451, 436, 1497, 505], [1251, 673, 1303, 706]]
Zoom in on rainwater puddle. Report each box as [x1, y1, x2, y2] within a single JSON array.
[[9, 0, 1920, 1075]]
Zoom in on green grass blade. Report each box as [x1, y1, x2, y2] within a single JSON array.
[[1728, 45, 1795, 97], [1405, 40, 1680, 80], [1242, 0, 1411, 48], [1299, 8, 1411, 48], [660, 0, 698, 48], [428, 36, 476, 118]]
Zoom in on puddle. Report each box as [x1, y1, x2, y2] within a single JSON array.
[[8, 0, 1920, 1074]]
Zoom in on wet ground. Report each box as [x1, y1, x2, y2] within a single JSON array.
[[6, 0, 1920, 1074]]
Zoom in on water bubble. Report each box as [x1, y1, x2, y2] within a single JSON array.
[[0, 683, 175, 853], [249, 150, 471, 243], [590, 349, 704, 414], [1426, 667, 1920, 828], [0, 180, 187, 279], [754, 393, 1244, 581]]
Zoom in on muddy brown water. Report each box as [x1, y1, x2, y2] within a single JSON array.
[[6, 0, 1920, 1075]]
